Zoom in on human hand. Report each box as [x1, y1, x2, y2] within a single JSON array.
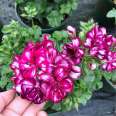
[[0, 89, 47, 116]]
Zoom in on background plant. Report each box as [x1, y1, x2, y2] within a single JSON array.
[[0, 20, 41, 90], [16, 0, 78, 27]]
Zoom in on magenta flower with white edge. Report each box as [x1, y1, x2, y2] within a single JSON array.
[[102, 51, 116, 72], [89, 63, 97, 70], [37, 53, 74, 103], [90, 46, 108, 60], [69, 66, 81, 80], [40, 76, 74, 103], [10, 34, 84, 104], [85, 26, 107, 48], [20, 42, 35, 64], [67, 26, 76, 38], [63, 38, 84, 65], [84, 25, 116, 61]]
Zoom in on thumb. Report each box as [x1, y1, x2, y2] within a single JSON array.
[[0, 89, 16, 112]]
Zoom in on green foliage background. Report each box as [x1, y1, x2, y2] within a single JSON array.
[[0, 20, 41, 90], [16, 0, 78, 27]]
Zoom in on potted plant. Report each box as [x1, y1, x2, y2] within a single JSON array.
[[0, 19, 115, 114], [15, 0, 79, 33], [93, 0, 116, 32]]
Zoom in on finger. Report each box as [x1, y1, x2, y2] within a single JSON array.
[[37, 111, 48, 116], [3, 96, 31, 115], [0, 89, 16, 112], [2, 109, 19, 116], [22, 102, 45, 116]]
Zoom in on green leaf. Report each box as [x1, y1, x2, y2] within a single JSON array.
[[107, 8, 116, 18], [61, 96, 74, 111], [52, 30, 69, 51], [16, 0, 24, 4], [51, 103, 62, 111], [102, 71, 112, 80], [6, 82, 13, 90], [21, 2, 38, 19], [84, 71, 95, 83], [44, 101, 53, 110], [77, 91, 92, 105], [47, 10, 63, 27], [60, 3, 72, 14], [111, 71, 116, 83], [96, 81, 103, 89], [52, 31, 68, 41], [36, 0, 47, 14], [79, 19, 95, 40]]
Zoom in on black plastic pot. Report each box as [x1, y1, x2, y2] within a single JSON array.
[[93, 0, 116, 31], [102, 77, 116, 94]]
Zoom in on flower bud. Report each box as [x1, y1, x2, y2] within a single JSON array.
[[67, 26, 76, 38]]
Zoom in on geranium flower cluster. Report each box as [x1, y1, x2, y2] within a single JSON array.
[[10, 25, 116, 104], [84, 26, 116, 72], [10, 34, 83, 104]]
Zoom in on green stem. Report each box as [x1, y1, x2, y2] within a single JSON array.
[[32, 19, 34, 26]]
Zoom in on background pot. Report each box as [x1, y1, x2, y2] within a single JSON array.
[[16, 3, 70, 34], [93, 0, 116, 32]]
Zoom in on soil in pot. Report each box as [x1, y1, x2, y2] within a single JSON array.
[[93, 0, 116, 32]]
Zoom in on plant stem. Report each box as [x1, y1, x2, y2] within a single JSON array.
[[32, 19, 34, 26]]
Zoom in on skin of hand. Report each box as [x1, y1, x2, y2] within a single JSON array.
[[0, 89, 47, 116]]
